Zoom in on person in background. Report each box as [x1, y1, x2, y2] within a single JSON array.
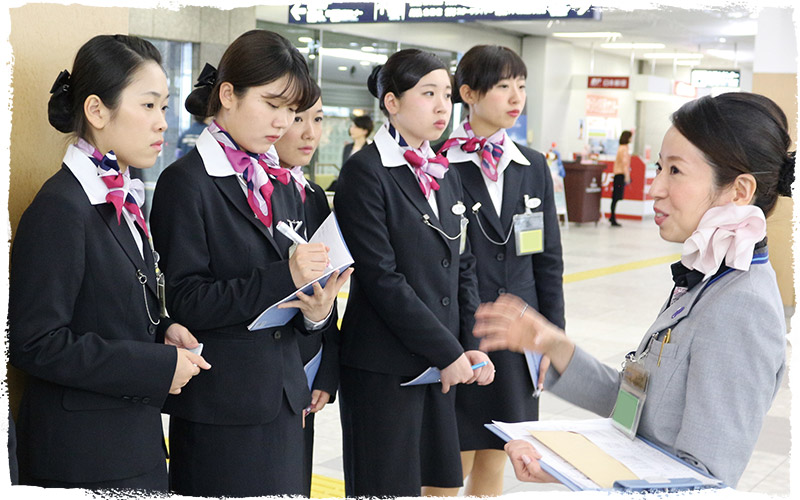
[[273, 81, 341, 496], [475, 92, 790, 488], [433, 44, 564, 497], [175, 114, 209, 159], [9, 34, 208, 491], [610, 129, 632, 226], [149, 30, 350, 497], [334, 49, 494, 497], [341, 114, 374, 166]]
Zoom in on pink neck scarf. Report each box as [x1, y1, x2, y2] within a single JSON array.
[[209, 121, 289, 228], [681, 203, 767, 281], [439, 119, 505, 181], [75, 138, 149, 237], [387, 123, 449, 199]]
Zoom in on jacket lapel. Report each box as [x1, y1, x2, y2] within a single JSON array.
[[96, 204, 156, 295], [499, 161, 524, 230], [636, 281, 712, 353], [388, 166, 452, 247], [213, 176, 282, 256], [457, 163, 505, 238]]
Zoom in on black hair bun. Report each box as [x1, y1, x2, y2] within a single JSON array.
[[452, 86, 463, 104], [367, 64, 383, 98], [185, 86, 212, 117], [777, 151, 795, 198], [47, 69, 74, 133]]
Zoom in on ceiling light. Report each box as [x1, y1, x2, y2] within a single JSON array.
[[718, 37, 727, 43], [676, 60, 702, 67], [298, 36, 314, 43], [361, 46, 376, 52], [321, 47, 388, 64], [601, 42, 666, 50], [642, 52, 704, 60], [308, 54, 316, 60], [359, 60, 371, 66], [337, 66, 348, 71], [553, 32, 621, 39]]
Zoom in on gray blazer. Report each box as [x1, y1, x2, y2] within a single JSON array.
[[545, 246, 786, 487]]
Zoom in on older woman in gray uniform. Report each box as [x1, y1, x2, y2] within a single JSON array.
[[474, 92, 790, 488]]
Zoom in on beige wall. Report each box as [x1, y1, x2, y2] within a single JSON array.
[[7, 3, 129, 417], [752, 73, 798, 149], [9, 4, 129, 234]]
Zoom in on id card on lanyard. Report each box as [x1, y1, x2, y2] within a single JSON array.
[[513, 195, 544, 256]]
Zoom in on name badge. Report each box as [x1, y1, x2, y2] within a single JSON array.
[[612, 360, 649, 440], [512, 212, 544, 256]]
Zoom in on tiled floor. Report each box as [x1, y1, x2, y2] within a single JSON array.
[[309, 217, 793, 497]]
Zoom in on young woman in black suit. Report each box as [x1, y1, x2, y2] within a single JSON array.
[[333, 49, 495, 498], [439, 45, 565, 496], [274, 84, 341, 496], [9, 34, 209, 491], [149, 30, 350, 498]]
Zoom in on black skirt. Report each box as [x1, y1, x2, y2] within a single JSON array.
[[168, 392, 305, 497], [340, 365, 463, 497], [456, 349, 539, 450]]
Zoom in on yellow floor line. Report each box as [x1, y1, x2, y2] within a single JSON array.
[[337, 253, 680, 295], [310, 473, 345, 498], [563, 253, 680, 284]]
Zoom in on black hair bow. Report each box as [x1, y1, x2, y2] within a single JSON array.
[[49, 69, 71, 96], [195, 63, 218, 89]]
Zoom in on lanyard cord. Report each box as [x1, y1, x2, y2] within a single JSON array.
[[421, 214, 467, 240], [471, 202, 514, 246]]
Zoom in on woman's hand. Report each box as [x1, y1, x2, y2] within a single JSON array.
[[289, 243, 331, 288], [504, 440, 559, 483], [278, 268, 354, 323], [464, 350, 495, 386], [473, 294, 559, 354], [474, 294, 574, 374], [164, 322, 199, 349], [439, 353, 474, 394], [537, 356, 551, 394], [170, 348, 211, 395], [307, 389, 331, 414]]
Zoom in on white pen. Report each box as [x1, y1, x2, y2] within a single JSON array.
[[276, 220, 307, 245]]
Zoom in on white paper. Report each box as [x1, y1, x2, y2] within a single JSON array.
[[491, 418, 721, 490], [248, 213, 353, 331]]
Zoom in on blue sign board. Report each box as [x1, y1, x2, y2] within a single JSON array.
[[288, 3, 599, 24]]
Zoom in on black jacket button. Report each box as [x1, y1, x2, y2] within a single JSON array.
[[442, 259, 450, 268], [273, 330, 282, 340], [148, 324, 157, 336], [496, 253, 505, 261], [441, 297, 451, 306]]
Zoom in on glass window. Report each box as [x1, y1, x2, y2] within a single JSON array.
[[135, 37, 195, 220]]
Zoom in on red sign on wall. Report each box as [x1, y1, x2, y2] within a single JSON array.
[[588, 76, 630, 89]]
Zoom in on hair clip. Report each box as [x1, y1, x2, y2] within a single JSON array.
[[195, 63, 218, 88], [49, 69, 71, 95]]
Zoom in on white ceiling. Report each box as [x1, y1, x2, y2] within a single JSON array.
[[480, 4, 762, 69]]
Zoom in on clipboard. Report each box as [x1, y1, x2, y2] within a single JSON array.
[[248, 213, 353, 331], [485, 419, 725, 492]]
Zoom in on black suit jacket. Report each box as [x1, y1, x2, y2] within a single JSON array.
[[449, 145, 565, 328], [9, 165, 176, 483], [333, 144, 481, 377], [296, 182, 339, 399], [150, 147, 329, 425]]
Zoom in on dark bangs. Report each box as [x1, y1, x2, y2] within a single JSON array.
[[207, 29, 315, 116], [455, 45, 527, 97]]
